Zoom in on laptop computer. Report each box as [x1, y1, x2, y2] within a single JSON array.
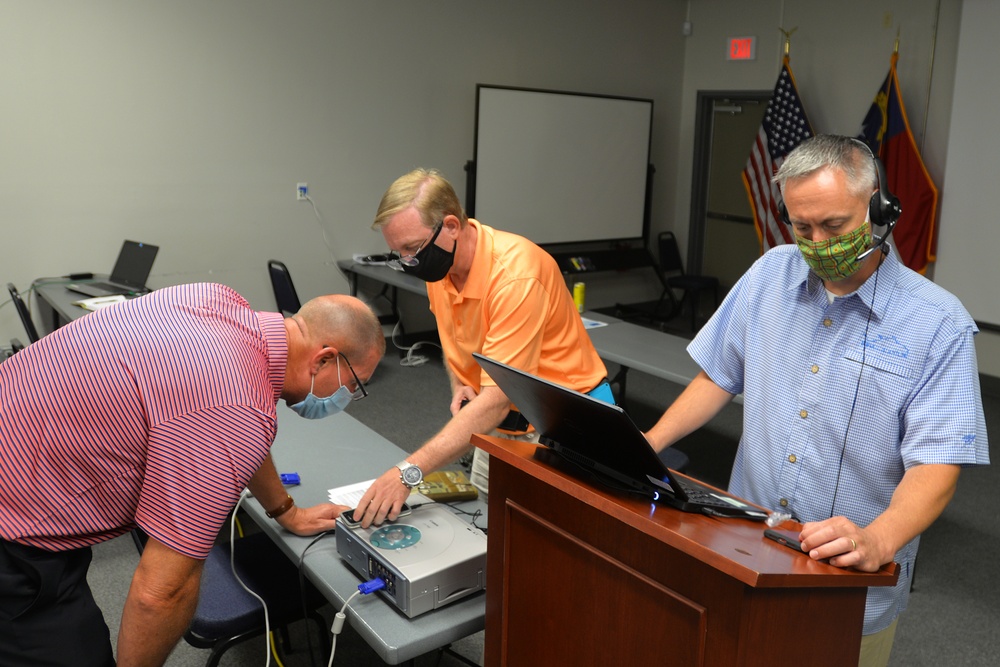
[[474, 353, 767, 519], [67, 240, 159, 297]]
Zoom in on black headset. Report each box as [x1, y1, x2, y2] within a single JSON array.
[[778, 137, 901, 249]]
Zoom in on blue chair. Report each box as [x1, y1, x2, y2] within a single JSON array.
[[131, 528, 329, 667]]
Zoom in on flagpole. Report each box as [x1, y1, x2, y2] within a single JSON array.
[[921, 0, 943, 149], [779, 26, 797, 59]]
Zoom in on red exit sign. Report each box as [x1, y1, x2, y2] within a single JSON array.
[[727, 36, 757, 61]]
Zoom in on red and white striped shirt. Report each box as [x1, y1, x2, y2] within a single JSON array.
[[0, 283, 287, 559]]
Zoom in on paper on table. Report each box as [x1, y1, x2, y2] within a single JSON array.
[[73, 295, 128, 311], [328, 479, 376, 507], [581, 317, 609, 330]]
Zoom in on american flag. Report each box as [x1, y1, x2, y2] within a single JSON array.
[[742, 56, 814, 253]]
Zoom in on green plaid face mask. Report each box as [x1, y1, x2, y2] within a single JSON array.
[[795, 222, 873, 282]]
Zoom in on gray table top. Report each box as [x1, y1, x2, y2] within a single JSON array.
[[33, 276, 109, 327], [582, 310, 702, 386], [337, 260, 428, 297], [242, 404, 487, 665]]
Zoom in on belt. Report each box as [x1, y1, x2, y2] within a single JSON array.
[[498, 409, 531, 432], [498, 378, 615, 433]]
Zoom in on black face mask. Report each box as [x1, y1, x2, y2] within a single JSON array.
[[401, 223, 456, 282]]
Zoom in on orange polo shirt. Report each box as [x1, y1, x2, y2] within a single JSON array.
[[427, 220, 607, 403]]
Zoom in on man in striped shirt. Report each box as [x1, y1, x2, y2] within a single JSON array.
[[0, 282, 384, 666], [645, 135, 988, 667]]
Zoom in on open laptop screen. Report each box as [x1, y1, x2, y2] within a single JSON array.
[[109, 240, 158, 288]]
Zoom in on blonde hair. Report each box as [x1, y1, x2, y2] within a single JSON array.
[[372, 168, 468, 230]]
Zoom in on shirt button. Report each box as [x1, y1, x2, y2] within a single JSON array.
[[811, 364, 819, 374], [799, 409, 808, 419], [788, 454, 797, 463], [780, 498, 789, 507], [823, 318, 833, 327]]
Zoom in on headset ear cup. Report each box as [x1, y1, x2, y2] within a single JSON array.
[[869, 191, 883, 227], [778, 197, 790, 225], [872, 156, 901, 227]]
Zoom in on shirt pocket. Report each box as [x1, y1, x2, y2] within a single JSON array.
[[843, 346, 913, 408]]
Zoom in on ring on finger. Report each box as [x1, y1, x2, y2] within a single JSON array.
[[850, 538, 857, 551]]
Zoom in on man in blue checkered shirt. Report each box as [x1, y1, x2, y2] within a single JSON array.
[[645, 135, 989, 667]]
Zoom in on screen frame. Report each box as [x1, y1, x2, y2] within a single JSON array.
[[468, 84, 654, 249]]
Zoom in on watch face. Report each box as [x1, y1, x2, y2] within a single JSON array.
[[401, 465, 423, 486]]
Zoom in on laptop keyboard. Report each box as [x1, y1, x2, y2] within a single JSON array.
[[674, 476, 744, 508]]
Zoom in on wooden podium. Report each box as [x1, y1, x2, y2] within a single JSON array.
[[475, 435, 898, 667]]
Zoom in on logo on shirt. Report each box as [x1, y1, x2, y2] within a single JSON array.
[[862, 334, 909, 360]]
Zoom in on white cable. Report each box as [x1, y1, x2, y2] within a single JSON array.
[[302, 193, 353, 284], [231, 492, 271, 667], [328, 589, 362, 667], [390, 320, 441, 367]]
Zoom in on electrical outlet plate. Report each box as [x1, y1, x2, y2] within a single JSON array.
[[297, 183, 308, 200]]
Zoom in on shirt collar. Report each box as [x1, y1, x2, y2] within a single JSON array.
[[796, 247, 899, 320], [442, 219, 490, 299], [257, 311, 288, 403]]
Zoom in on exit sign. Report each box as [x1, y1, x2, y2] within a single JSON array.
[[727, 36, 757, 61]]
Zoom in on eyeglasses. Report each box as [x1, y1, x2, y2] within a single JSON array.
[[339, 353, 369, 401], [385, 222, 441, 270]]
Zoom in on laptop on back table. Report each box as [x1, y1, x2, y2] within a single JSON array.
[[67, 240, 159, 297], [473, 353, 766, 519]]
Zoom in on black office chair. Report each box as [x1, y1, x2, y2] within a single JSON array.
[[130, 526, 329, 667], [267, 260, 302, 316], [7, 283, 40, 344], [656, 232, 720, 332]]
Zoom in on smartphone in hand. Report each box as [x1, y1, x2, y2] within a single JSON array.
[[340, 503, 412, 528], [764, 527, 804, 552]]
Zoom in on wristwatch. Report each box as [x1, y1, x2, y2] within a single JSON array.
[[395, 460, 424, 488]]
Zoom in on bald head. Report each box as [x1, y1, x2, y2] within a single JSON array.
[[293, 295, 385, 363]]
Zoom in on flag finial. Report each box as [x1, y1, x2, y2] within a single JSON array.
[[779, 26, 798, 57], [894, 28, 900, 54]]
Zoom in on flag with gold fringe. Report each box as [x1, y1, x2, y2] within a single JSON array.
[[859, 51, 939, 274]]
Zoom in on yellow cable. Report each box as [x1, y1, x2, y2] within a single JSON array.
[[269, 631, 286, 667]]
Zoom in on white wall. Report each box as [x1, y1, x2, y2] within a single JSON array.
[[1, 0, 685, 333], [3, 0, 996, 377]]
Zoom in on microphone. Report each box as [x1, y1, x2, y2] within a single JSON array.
[[854, 244, 885, 263], [852, 221, 895, 263]]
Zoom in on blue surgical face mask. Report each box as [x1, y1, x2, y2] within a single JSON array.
[[289, 358, 353, 420]]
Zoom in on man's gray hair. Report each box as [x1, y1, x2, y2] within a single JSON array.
[[774, 134, 877, 199]]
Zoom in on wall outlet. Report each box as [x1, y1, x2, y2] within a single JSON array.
[[297, 183, 308, 200]]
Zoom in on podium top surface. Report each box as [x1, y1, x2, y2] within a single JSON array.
[[474, 434, 898, 590]]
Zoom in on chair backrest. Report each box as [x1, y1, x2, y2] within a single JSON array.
[[7, 283, 40, 344], [267, 260, 302, 316], [657, 232, 686, 276]]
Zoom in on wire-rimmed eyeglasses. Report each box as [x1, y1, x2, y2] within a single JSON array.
[[385, 222, 441, 270], [339, 353, 368, 401]]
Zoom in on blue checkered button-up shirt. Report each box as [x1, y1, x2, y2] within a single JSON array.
[[689, 245, 989, 634]]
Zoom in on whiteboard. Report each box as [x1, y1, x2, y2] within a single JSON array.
[[472, 85, 653, 246], [933, 0, 999, 328]]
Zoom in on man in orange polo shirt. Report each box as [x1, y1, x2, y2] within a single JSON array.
[[353, 168, 611, 527]]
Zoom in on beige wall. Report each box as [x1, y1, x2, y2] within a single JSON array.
[[0, 0, 686, 330], [3, 0, 995, 375]]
